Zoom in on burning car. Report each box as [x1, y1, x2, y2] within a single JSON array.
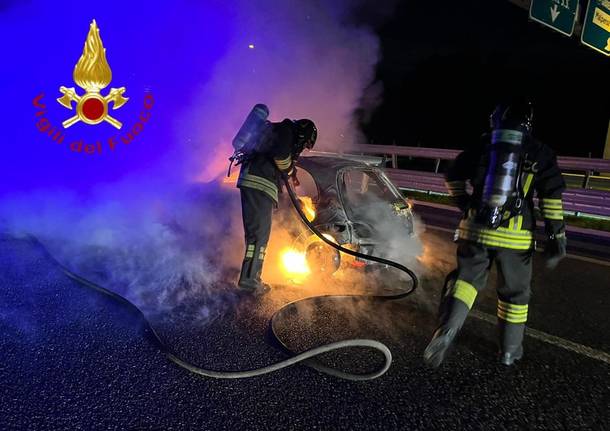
[[277, 153, 415, 277]]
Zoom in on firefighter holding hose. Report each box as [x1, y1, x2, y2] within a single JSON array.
[[231, 105, 317, 294], [424, 100, 567, 367]]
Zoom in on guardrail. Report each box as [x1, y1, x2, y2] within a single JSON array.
[[303, 148, 610, 218], [383, 168, 610, 218], [354, 144, 610, 174]]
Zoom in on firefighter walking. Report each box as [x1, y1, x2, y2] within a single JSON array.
[[424, 100, 567, 367], [233, 107, 317, 294]]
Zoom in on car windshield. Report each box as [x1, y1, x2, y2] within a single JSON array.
[[340, 168, 400, 220], [342, 168, 395, 201]]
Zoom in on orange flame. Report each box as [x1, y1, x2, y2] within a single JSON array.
[[299, 196, 316, 222], [277, 198, 317, 281], [279, 247, 310, 281]]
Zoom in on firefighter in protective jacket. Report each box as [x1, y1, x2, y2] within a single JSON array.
[[424, 101, 567, 367], [237, 118, 317, 293]]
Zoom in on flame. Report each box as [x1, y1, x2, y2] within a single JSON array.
[[280, 247, 310, 278], [299, 196, 316, 222], [73, 20, 112, 92]]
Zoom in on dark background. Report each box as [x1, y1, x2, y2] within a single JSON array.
[[361, 0, 610, 157]]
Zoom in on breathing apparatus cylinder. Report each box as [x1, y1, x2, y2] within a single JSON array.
[[232, 104, 270, 153], [475, 128, 526, 229]]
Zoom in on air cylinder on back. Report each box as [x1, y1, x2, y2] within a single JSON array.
[[232, 104, 270, 153], [476, 128, 525, 228]]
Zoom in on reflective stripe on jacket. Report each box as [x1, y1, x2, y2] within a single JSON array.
[[237, 119, 295, 203], [237, 166, 279, 203]]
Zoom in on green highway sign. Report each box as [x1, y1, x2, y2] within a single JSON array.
[[529, 0, 578, 36], [581, 0, 610, 56]]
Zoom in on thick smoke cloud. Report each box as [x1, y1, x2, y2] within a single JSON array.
[[0, 0, 394, 317], [180, 0, 385, 182]]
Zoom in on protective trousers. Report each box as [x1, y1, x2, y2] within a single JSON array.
[[238, 187, 273, 289], [445, 241, 532, 363]]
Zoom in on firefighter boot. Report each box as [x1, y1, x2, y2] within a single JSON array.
[[498, 321, 525, 365], [237, 246, 270, 294], [423, 299, 470, 368]]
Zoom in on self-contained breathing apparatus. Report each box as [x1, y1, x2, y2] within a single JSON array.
[[227, 104, 273, 177], [227, 105, 318, 177], [475, 101, 535, 229]]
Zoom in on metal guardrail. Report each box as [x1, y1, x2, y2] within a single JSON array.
[[354, 144, 610, 174], [300, 147, 610, 218], [558, 157, 610, 173], [384, 168, 610, 218]]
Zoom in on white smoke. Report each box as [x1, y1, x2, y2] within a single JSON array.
[[0, 0, 394, 319]]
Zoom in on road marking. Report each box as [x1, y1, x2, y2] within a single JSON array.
[[423, 224, 610, 268], [470, 310, 610, 366]]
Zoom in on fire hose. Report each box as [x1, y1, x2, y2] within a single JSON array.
[[27, 178, 418, 381], [269, 177, 419, 379]]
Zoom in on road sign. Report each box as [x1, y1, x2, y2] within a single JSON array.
[[581, 0, 610, 56], [529, 0, 579, 36]]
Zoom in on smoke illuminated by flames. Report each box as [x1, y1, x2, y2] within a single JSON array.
[[222, 170, 239, 186]]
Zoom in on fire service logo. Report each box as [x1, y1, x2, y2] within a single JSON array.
[[32, 19, 154, 155], [57, 19, 128, 129]]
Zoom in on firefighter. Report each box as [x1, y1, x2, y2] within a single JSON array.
[[423, 100, 567, 367], [236, 118, 317, 293]]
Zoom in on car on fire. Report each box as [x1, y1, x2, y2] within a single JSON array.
[[279, 152, 415, 275]]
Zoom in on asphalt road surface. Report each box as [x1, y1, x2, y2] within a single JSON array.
[[1, 228, 609, 430]]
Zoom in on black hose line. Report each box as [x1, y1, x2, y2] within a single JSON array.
[[281, 177, 419, 293], [25, 178, 418, 381], [268, 178, 419, 378]]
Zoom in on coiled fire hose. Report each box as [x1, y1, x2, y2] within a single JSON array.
[[27, 178, 418, 381], [268, 177, 419, 379]]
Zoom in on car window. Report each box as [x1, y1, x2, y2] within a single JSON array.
[[342, 169, 393, 205]]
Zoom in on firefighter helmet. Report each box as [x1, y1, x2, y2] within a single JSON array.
[[293, 119, 317, 155], [490, 100, 534, 133]]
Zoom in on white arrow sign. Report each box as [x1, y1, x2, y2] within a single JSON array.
[[550, 4, 561, 22]]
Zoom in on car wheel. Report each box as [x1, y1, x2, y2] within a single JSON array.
[[305, 241, 341, 274]]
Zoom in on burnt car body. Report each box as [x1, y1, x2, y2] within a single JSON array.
[[280, 154, 414, 273]]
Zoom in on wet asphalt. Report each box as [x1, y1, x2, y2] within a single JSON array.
[[0, 231, 609, 430]]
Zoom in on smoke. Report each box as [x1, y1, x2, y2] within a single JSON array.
[[179, 0, 387, 182], [0, 0, 393, 319], [0, 181, 243, 319], [257, 168, 425, 316]]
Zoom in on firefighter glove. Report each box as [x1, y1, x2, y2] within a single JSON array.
[[290, 167, 300, 187], [281, 165, 300, 187], [544, 232, 567, 270]]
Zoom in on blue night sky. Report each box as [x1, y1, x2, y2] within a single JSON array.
[[0, 0, 240, 195], [1, 0, 380, 199]]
